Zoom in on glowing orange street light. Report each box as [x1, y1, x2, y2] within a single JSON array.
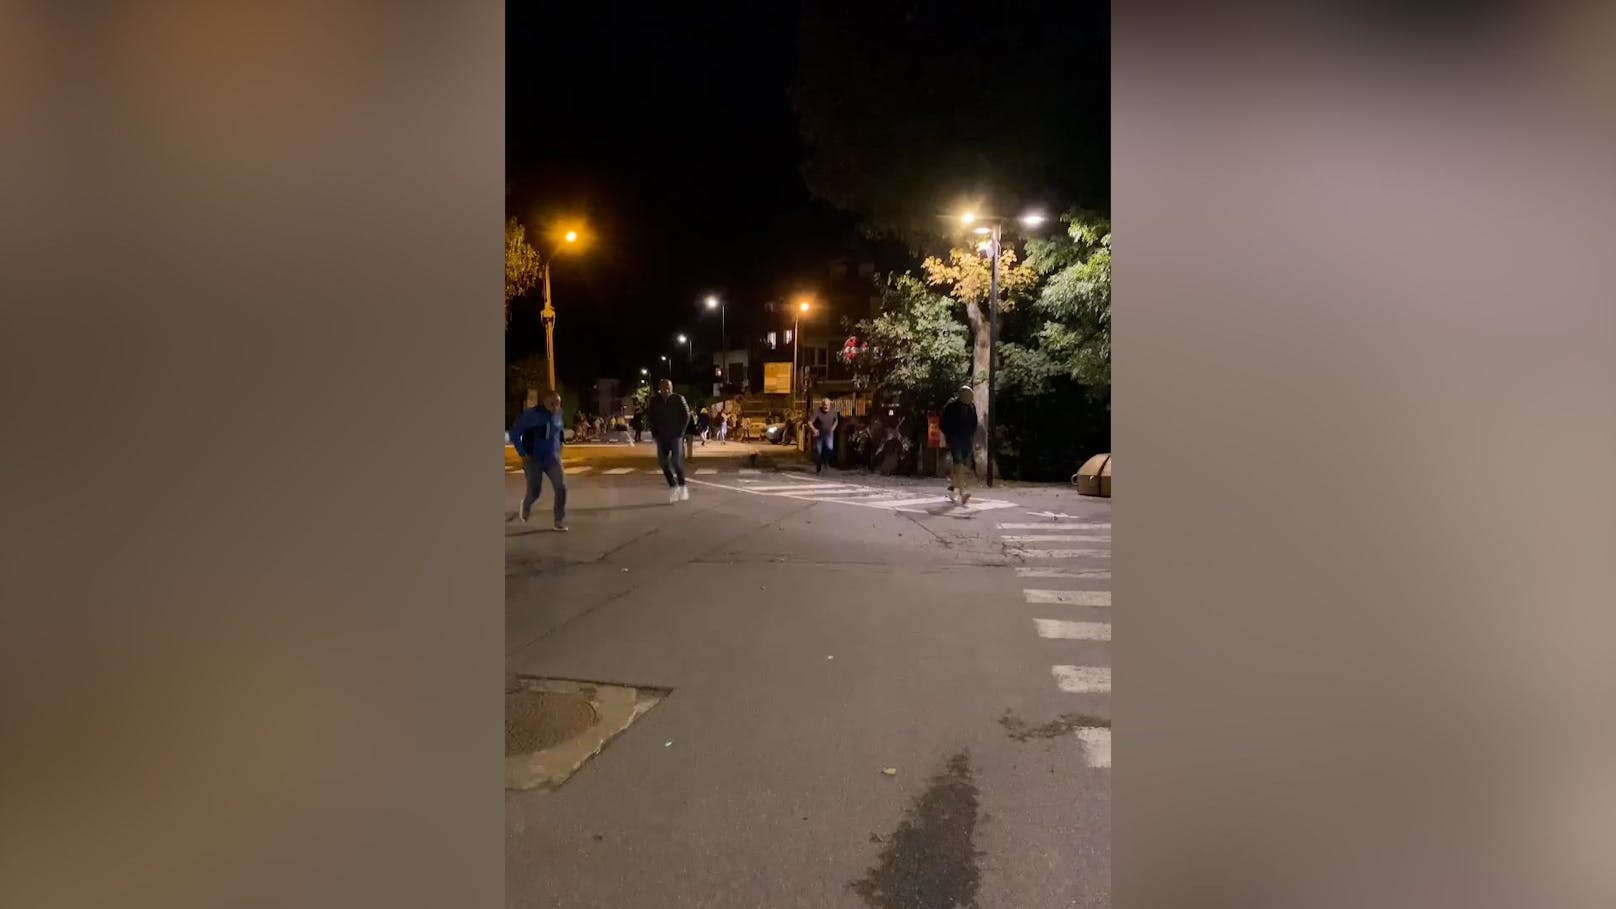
[[539, 222, 589, 392]]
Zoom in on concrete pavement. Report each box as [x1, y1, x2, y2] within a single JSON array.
[[505, 463, 1110, 908]]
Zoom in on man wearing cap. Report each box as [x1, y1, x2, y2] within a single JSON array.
[[939, 385, 979, 505]]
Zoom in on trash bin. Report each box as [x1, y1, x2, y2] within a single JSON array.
[[1074, 453, 1111, 497]]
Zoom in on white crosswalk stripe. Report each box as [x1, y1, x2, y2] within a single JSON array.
[[1075, 728, 1111, 768], [1051, 665, 1111, 693], [568, 465, 593, 474], [694, 468, 718, 475], [1016, 567, 1111, 579], [689, 477, 1017, 513], [739, 468, 761, 474], [602, 467, 635, 475], [997, 522, 1110, 531], [1000, 534, 1111, 544], [1033, 619, 1111, 641], [1000, 515, 1113, 768], [1023, 589, 1110, 607]]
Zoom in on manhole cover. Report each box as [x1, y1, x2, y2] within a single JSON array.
[[505, 690, 598, 755]]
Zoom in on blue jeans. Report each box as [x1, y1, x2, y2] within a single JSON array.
[[522, 457, 566, 522], [815, 434, 834, 469], [656, 439, 686, 487]]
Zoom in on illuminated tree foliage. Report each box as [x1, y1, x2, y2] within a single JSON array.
[[847, 209, 1111, 479], [505, 217, 542, 326]]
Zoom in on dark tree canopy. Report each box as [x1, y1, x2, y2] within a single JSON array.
[[792, 0, 1110, 238]]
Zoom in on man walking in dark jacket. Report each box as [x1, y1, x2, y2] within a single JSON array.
[[645, 379, 692, 503], [510, 389, 568, 530], [940, 385, 978, 505]]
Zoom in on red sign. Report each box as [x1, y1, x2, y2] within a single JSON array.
[[926, 413, 942, 448]]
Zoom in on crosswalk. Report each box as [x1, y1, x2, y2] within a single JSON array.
[[504, 464, 786, 477], [688, 474, 1020, 514], [996, 517, 1112, 769]]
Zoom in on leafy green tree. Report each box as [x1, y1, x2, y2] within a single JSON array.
[[847, 274, 972, 412], [919, 246, 1040, 450], [1020, 211, 1111, 402], [845, 209, 1111, 479]]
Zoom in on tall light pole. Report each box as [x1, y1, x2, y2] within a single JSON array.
[[539, 228, 581, 392], [677, 333, 691, 365], [659, 354, 670, 379], [960, 210, 1046, 486], [792, 300, 811, 450], [705, 295, 725, 385]]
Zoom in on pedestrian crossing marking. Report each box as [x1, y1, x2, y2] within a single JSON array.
[[1034, 619, 1111, 641], [1051, 665, 1111, 693], [743, 483, 863, 493], [997, 522, 1110, 530], [695, 468, 718, 475], [568, 465, 593, 474], [1010, 549, 1111, 559], [1075, 727, 1111, 768], [1017, 568, 1111, 579], [602, 467, 635, 475], [1000, 534, 1111, 544], [739, 468, 761, 474], [1023, 589, 1110, 607], [686, 478, 1017, 514]]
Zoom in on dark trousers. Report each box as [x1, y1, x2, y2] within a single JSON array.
[[656, 440, 686, 487], [522, 457, 566, 521]]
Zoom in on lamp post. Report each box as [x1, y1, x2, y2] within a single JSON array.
[[677, 333, 691, 365], [704, 295, 726, 383], [659, 354, 670, 379], [792, 300, 810, 450], [959, 210, 1046, 486], [538, 228, 581, 392]]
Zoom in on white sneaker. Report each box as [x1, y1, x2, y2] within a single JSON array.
[[669, 486, 681, 504], [678, 485, 690, 501]]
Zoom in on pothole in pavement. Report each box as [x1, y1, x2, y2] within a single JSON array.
[[505, 675, 668, 791]]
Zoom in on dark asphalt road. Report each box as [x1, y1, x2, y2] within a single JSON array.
[[505, 465, 1111, 908]]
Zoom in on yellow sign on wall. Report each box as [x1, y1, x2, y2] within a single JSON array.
[[763, 362, 792, 394]]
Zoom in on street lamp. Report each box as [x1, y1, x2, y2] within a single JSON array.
[[791, 300, 812, 440], [954, 209, 1049, 486], [538, 223, 587, 393], [704, 294, 726, 384], [659, 354, 670, 378]]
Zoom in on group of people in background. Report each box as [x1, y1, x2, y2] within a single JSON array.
[[511, 381, 985, 529]]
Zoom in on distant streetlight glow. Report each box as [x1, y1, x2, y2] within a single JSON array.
[[564, 230, 579, 243], [798, 300, 810, 312], [677, 333, 687, 344], [1019, 212, 1046, 227], [960, 212, 977, 225], [705, 296, 718, 309], [973, 226, 991, 235], [640, 367, 648, 375]]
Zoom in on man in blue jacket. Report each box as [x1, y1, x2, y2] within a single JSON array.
[[510, 390, 568, 530]]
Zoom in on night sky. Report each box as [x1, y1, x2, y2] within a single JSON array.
[[507, 1, 1108, 389]]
